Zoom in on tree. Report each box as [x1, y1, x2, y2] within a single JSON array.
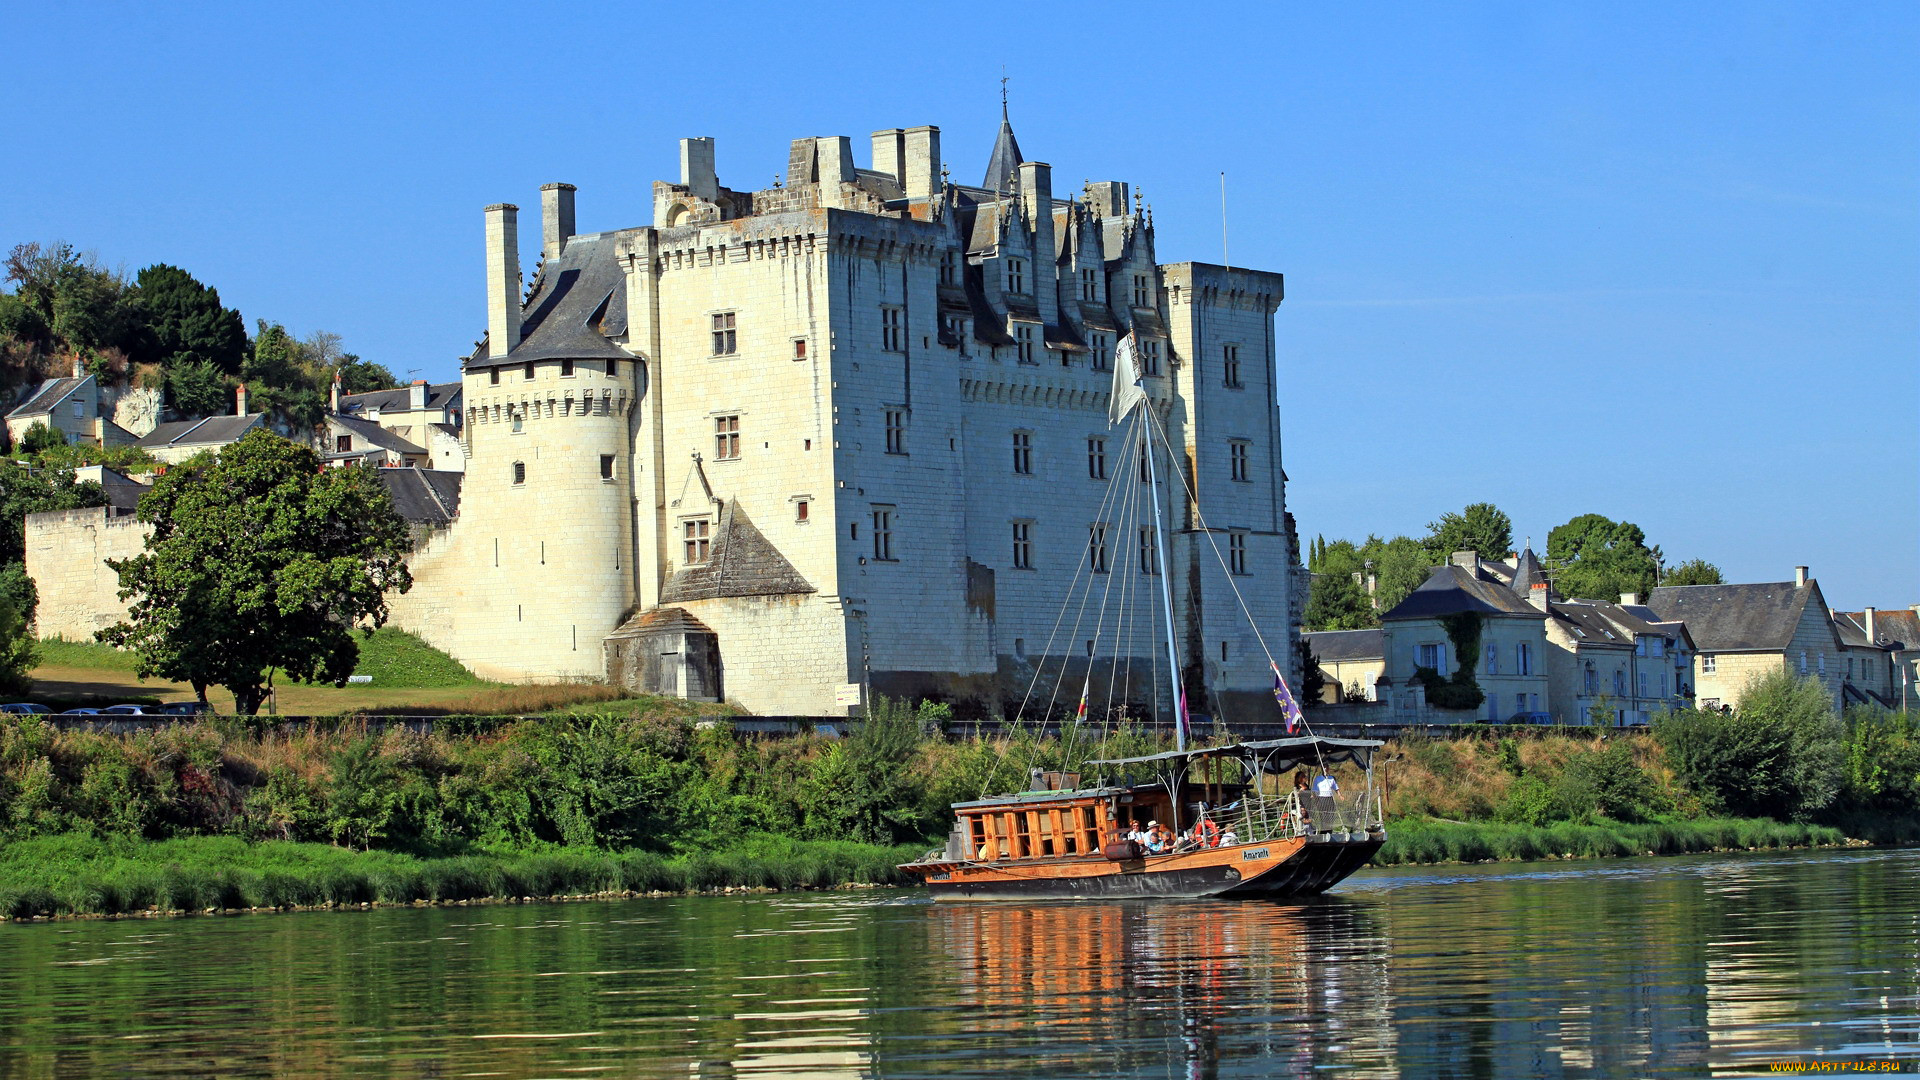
[[99, 430, 414, 713], [1362, 534, 1437, 613], [3, 242, 142, 357], [1297, 638, 1326, 705], [130, 264, 247, 376], [165, 358, 230, 417], [1547, 513, 1662, 602], [1424, 502, 1514, 562], [0, 463, 106, 625], [17, 423, 66, 456], [1304, 538, 1374, 631], [1662, 558, 1725, 587], [1654, 671, 1842, 820], [335, 355, 397, 395]]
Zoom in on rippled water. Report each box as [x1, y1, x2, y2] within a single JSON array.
[[0, 848, 1914, 1077]]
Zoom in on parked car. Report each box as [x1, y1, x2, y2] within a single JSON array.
[[100, 704, 156, 715], [1, 703, 51, 714], [157, 701, 213, 716], [1510, 712, 1554, 724], [59, 708, 101, 715]]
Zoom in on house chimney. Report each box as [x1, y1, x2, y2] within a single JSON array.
[[71, 355, 84, 379], [678, 138, 717, 201], [1529, 583, 1550, 612], [329, 373, 342, 414], [1451, 550, 1479, 570], [1016, 161, 1057, 326], [485, 203, 522, 359], [234, 383, 248, 416], [1795, 565, 1809, 588], [540, 183, 576, 262], [1620, 592, 1640, 607], [1864, 607, 1877, 642], [903, 125, 941, 200], [1087, 181, 1128, 217], [409, 379, 428, 411], [870, 128, 905, 181]]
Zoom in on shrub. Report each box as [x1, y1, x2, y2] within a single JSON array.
[[1656, 672, 1842, 820]]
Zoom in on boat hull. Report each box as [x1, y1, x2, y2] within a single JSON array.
[[913, 835, 1383, 901]]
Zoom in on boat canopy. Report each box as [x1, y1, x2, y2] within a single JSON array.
[[1085, 736, 1383, 775]]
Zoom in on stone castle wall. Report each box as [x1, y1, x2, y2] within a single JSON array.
[[24, 507, 149, 641]]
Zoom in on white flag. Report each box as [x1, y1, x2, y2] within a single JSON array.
[[1108, 332, 1147, 426]]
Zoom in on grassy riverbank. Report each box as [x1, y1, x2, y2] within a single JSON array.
[[1375, 816, 1850, 865]]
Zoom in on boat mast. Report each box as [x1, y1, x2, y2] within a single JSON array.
[[1138, 399, 1186, 751]]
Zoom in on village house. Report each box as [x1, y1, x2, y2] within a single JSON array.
[[1541, 591, 1694, 726], [131, 386, 266, 465], [1302, 628, 1383, 703], [1377, 551, 1550, 722], [1646, 567, 1845, 711], [319, 378, 465, 472], [1830, 606, 1915, 709], [4, 361, 137, 448]]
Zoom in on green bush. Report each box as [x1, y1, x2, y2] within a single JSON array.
[[1554, 742, 1661, 822], [1656, 672, 1843, 820]]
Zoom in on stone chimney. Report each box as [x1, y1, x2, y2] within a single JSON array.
[[1864, 606, 1877, 642], [1450, 550, 1479, 571], [817, 136, 854, 189], [679, 138, 717, 201], [409, 379, 428, 411], [1620, 592, 1641, 607], [1529, 583, 1550, 612], [1087, 181, 1128, 217], [540, 183, 576, 262], [1017, 161, 1057, 326], [234, 383, 248, 416], [870, 128, 905, 181], [485, 203, 521, 359], [329, 373, 342, 414], [903, 125, 941, 200], [71, 355, 84, 379], [1795, 565, 1809, 588]]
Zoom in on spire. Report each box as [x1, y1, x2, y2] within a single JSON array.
[[1511, 546, 1547, 596], [983, 91, 1024, 192]]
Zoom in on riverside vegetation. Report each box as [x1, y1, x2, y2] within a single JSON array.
[[0, 671, 1913, 919]]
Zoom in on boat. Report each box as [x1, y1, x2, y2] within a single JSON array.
[[901, 330, 1386, 900]]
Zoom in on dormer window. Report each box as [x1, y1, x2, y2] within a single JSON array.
[[1140, 339, 1161, 376], [940, 251, 958, 285], [1007, 258, 1027, 295], [1014, 323, 1036, 364], [1132, 274, 1151, 307]]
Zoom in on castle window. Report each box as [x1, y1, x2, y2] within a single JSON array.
[[711, 312, 737, 356], [608, 359, 619, 378], [560, 359, 575, 377], [1007, 258, 1026, 294], [1089, 333, 1111, 372], [1011, 430, 1032, 475], [490, 368, 500, 386], [881, 306, 904, 352], [1140, 339, 1161, 376], [1138, 526, 1158, 575], [940, 251, 957, 285], [1223, 344, 1242, 388], [1012, 520, 1033, 570], [1229, 440, 1250, 482], [1087, 436, 1107, 480], [1138, 443, 1151, 483], [793, 338, 807, 362], [795, 499, 809, 523], [714, 415, 740, 460], [1080, 267, 1099, 302], [512, 461, 526, 486], [600, 454, 615, 480], [871, 506, 895, 561], [1132, 274, 1150, 307], [1229, 532, 1248, 576], [335, 435, 352, 454], [884, 410, 906, 455], [524, 361, 535, 380], [512, 412, 524, 434], [1088, 524, 1109, 574], [683, 518, 711, 565], [1014, 324, 1036, 364]]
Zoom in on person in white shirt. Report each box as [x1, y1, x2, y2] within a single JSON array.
[[1219, 827, 1238, 846], [1314, 772, 1339, 798]]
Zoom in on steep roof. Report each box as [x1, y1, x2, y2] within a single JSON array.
[[660, 500, 815, 603], [1646, 581, 1826, 653], [132, 413, 265, 449], [469, 232, 631, 370], [330, 414, 426, 455], [8, 377, 87, 419], [982, 106, 1024, 192], [1833, 609, 1920, 650], [605, 606, 715, 640], [1383, 563, 1546, 621], [1303, 628, 1384, 662], [339, 382, 460, 415], [1510, 548, 1547, 595], [376, 467, 462, 525]]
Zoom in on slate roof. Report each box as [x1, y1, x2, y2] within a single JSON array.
[[660, 500, 815, 603], [1303, 628, 1384, 663], [340, 382, 460, 415], [330, 414, 426, 455], [1833, 609, 1920, 650], [8, 377, 88, 418], [133, 414, 265, 449], [376, 467, 462, 525], [1383, 563, 1546, 621], [982, 107, 1024, 192], [1510, 548, 1547, 594], [1548, 600, 1633, 647], [605, 606, 715, 640], [469, 232, 631, 370], [1646, 582, 1826, 653]]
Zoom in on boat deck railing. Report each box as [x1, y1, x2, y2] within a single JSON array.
[[1217, 790, 1378, 845]]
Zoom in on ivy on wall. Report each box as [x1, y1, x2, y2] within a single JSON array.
[[1412, 611, 1487, 711]]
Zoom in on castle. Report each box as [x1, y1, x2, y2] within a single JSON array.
[[35, 111, 1308, 721]]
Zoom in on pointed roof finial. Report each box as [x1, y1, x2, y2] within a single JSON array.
[[983, 78, 1025, 191]]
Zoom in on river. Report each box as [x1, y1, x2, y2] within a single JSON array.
[[0, 848, 1913, 1078]]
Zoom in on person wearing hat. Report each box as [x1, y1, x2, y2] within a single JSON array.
[[1147, 820, 1175, 854]]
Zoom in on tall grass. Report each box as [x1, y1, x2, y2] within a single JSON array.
[[1376, 817, 1844, 866], [339, 629, 483, 688]]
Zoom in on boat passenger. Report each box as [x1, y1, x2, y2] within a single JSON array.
[[1126, 821, 1149, 847], [1219, 827, 1238, 846], [1314, 772, 1339, 798], [1147, 821, 1175, 854]]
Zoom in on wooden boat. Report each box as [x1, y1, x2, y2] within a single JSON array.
[[901, 736, 1386, 900]]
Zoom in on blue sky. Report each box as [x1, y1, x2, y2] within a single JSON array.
[[8, 2, 1915, 606]]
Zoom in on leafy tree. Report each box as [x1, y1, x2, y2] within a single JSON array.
[[0, 464, 106, 567], [1304, 538, 1374, 631], [1424, 502, 1513, 562], [130, 264, 247, 376], [98, 430, 414, 713], [244, 320, 303, 388], [3, 242, 142, 357], [16, 423, 65, 456], [165, 358, 230, 418], [1547, 513, 1662, 601], [1662, 558, 1724, 587], [335, 355, 397, 395], [0, 580, 33, 695], [1654, 671, 1843, 820], [1363, 534, 1436, 613]]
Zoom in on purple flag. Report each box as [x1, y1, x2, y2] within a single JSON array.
[[1273, 663, 1303, 734]]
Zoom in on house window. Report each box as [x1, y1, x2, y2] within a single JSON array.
[[72, 400, 84, 419], [1132, 274, 1150, 307], [795, 499, 809, 523], [1517, 642, 1533, 676], [600, 454, 614, 480], [1650, 638, 1665, 658], [1015, 323, 1036, 364], [1089, 333, 1111, 372], [940, 251, 957, 285], [711, 312, 737, 356], [1228, 440, 1250, 482], [1798, 650, 1807, 674], [1228, 532, 1247, 576], [714, 415, 740, 459], [1140, 339, 1161, 376], [524, 361, 535, 380], [1661, 672, 1670, 696], [1137, 526, 1158, 575], [1011, 431, 1032, 475], [1847, 657, 1855, 679], [490, 369, 500, 386], [1012, 521, 1033, 569], [1584, 663, 1598, 694], [872, 507, 895, 561], [791, 339, 808, 362], [1702, 654, 1717, 674], [1817, 652, 1826, 676], [1484, 643, 1498, 674], [1635, 638, 1647, 657], [1614, 669, 1626, 695], [1080, 267, 1099, 301], [335, 435, 352, 453], [1087, 437, 1107, 479], [683, 518, 711, 565], [1487, 697, 1499, 722], [884, 410, 906, 455], [1223, 344, 1242, 388], [608, 360, 619, 378], [1088, 524, 1109, 573], [1416, 643, 1445, 672], [560, 359, 575, 377], [1007, 258, 1027, 294], [512, 461, 526, 485], [881, 306, 904, 352], [1638, 671, 1649, 698]]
